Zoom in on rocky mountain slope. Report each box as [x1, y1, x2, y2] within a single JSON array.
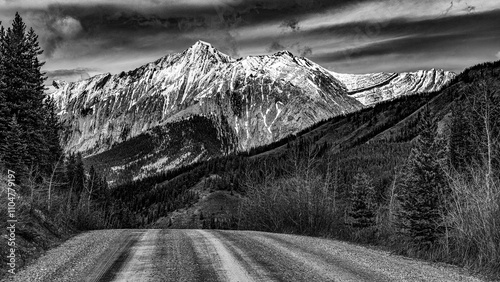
[[49, 41, 362, 156], [48, 41, 454, 182], [331, 69, 455, 105]]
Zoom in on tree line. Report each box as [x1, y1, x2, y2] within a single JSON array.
[[238, 65, 500, 278], [0, 13, 114, 231]]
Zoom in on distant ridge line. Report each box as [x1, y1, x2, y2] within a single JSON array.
[[347, 73, 399, 94]]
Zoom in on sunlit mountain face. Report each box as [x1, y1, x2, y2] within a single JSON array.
[[47, 41, 453, 183]]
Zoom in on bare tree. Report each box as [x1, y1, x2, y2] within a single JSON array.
[[46, 154, 65, 210]]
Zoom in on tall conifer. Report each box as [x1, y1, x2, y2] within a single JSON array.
[[397, 109, 448, 249], [0, 13, 61, 176], [348, 172, 376, 228]]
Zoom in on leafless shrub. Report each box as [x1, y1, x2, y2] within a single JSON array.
[[446, 167, 500, 275]]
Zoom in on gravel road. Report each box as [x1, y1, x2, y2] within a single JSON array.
[[6, 229, 485, 282]]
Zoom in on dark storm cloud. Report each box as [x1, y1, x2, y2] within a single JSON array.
[[30, 2, 247, 57], [280, 19, 300, 31], [1, 0, 499, 76]]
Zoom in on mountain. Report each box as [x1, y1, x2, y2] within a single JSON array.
[[92, 61, 500, 280], [49, 41, 361, 154], [48, 41, 454, 183], [331, 69, 455, 105], [109, 60, 499, 230]]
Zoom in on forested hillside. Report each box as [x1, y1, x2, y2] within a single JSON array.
[[103, 60, 500, 278], [0, 14, 113, 277]]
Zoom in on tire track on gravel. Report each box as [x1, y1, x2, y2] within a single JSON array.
[[215, 230, 338, 282], [102, 230, 159, 282], [259, 232, 390, 282], [151, 229, 219, 282], [188, 230, 275, 282], [209, 231, 280, 282], [10, 230, 486, 282], [217, 230, 395, 281]]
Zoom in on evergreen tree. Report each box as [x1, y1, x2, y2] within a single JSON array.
[[0, 13, 59, 176], [3, 116, 27, 176], [396, 109, 448, 248], [348, 171, 376, 228], [0, 23, 8, 154], [449, 99, 474, 172]]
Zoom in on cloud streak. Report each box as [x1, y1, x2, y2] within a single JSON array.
[[0, 0, 498, 77]]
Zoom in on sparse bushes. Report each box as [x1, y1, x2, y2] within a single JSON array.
[[240, 152, 343, 236], [446, 168, 500, 276], [241, 174, 339, 235], [238, 99, 500, 279]]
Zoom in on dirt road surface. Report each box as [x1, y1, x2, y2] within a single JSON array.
[[7, 229, 485, 282]]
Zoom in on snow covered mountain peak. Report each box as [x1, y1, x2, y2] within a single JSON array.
[[183, 40, 234, 63], [47, 41, 455, 181]]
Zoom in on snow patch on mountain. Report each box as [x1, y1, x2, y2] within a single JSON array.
[[49, 41, 361, 156], [47, 41, 455, 180], [134, 152, 192, 181], [330, 69, 455, 105]]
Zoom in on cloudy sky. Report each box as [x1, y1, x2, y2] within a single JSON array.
[[1, 0, 499, 83]]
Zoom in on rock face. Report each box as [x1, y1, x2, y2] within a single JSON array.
[[330, 69, 456, 105], [50, 41, 362, 156], [48, 41, 454, 183]]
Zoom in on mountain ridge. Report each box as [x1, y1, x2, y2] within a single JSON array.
[[48, 41, 454, 181], [48, 41, 361, 155]]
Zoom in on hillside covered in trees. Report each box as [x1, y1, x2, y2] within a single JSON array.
[[0, 14, 114, 277], [103, 60, 500, 279]]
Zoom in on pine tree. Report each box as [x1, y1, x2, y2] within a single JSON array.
[[0, 13, 58, 175], [348, 172, 376, 228], [450, 99, 474, 172], [3, 116, 27, 176], [0, 23, 8, 155], [396, 109, 448, 249]]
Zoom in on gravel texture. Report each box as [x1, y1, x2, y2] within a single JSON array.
[[5, 230, 124, 282], [5, 229, 488, 282]]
